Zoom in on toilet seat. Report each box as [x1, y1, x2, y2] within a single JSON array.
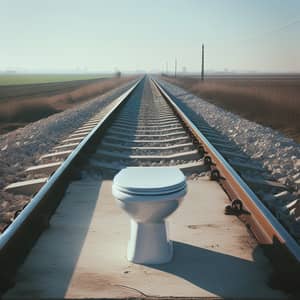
[[112, 167, 187, 201]]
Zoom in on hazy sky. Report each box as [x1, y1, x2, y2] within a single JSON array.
[[1, 0, 300, 73]]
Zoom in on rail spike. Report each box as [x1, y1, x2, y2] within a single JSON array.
[[210, 169, 221, 181], [204, 155, 213, 166]]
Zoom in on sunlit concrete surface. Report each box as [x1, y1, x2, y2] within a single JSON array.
[[4, 175, 285, 299]]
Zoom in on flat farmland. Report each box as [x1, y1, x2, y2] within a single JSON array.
[[0, 75, 134, 134], [0, 73, 109, 86], [163, 74, 300, 142]]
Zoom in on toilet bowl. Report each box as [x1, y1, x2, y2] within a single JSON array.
[[112, 167, 187, 264]]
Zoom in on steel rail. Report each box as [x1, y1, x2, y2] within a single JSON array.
[[0, 78, 143, 291], [153, 78, 300, 274]]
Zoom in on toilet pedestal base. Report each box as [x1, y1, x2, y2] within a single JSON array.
[[127, 220, 173, 264]]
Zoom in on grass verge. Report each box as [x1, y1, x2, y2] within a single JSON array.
[[163, 75, 300, 143], [0, 76, 135, 134]]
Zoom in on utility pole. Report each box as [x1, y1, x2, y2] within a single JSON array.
[[174, 58, 177, 78], [201, 43, 204, 81], [166, 62, 168, 75]]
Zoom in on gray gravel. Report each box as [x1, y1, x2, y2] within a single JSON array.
[[158, 79, 300, 187]]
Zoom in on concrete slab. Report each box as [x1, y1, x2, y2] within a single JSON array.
[[54, 143, 79, 151], [107, 129, 186, 138], [104, 135, 190, 144], [4, 177, 285, 299], [73, 129, 93, 134], [81, 124, 98, 128], [24, 162, 62, 175], [61, 137, 84, 144], [88, 118, 101, 121], [115, 120, 180, 127], [113, 122, 180, 129], [4, 177, 48, 195], [243, 176, 286, 191], [94, 149, 200, 161], [211, 142, 238, 151], [68, 133, 89, 138], [199, 132, 221, 139], [219, 149, 248, 160], [206, 137, 231, 144], [100, 141, 194, 151], [40, 150, 72, 160], [118, 117, 177, 123], [84, 121, 100, 125], [230, 160, 265, 172], [88, 159, 206, 174], [77, 125, 96, 130], [111, 125, 183, 133]]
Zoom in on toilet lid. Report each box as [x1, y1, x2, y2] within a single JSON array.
[[113, 167, 186, 196]]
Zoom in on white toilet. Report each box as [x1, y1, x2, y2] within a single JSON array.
[[112, 167, 187, 264]]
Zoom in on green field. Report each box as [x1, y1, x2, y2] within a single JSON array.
[[0, 73, 110, 86]]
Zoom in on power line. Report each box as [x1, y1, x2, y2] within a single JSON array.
[[240, 17, 300, 43]]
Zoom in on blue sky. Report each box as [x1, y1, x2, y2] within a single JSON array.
[[0, 0, 299, 73]]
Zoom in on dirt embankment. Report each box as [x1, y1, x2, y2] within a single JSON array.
[[162, 75, 300, 143], [0, 76, 136, 134]]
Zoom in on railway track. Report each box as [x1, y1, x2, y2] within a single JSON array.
[[1, 76, 300, 297]]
